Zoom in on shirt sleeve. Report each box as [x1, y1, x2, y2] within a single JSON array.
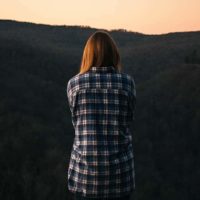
[[128, 78, 136, 121], [66, 79, 73, 113]]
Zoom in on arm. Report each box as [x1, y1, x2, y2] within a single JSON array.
[[128, 78, 136, 121], [67, 80, 73, 114]]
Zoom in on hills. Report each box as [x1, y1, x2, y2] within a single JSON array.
[[0, 19, 200, 200]]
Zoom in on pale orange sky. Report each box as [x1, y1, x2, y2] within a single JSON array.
[[0, 0, 200, 34]]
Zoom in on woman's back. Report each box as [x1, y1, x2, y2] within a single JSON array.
[[67, 65, 136, 199]]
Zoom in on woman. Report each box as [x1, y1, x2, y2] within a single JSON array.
[[67, 30, 136, 200]]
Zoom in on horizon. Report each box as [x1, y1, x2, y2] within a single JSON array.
[[1, 0, 200, 35], [1, 18, 200, 36]]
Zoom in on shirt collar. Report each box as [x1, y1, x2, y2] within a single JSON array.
[[89, 66, 117, 73]]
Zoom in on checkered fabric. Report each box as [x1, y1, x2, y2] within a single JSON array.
[[66, 65, 136, 199]]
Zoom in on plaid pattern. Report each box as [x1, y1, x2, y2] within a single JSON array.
[[66, 66, 136, 199]]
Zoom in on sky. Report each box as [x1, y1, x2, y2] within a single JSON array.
[[0, 0, 199, 34]]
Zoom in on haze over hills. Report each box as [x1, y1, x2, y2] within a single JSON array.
[[0, 19, 200, 200]]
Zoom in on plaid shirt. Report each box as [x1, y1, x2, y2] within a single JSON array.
[[66, 65, 136, 199]]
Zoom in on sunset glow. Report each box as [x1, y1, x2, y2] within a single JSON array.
[[0, 0, 200, 34]]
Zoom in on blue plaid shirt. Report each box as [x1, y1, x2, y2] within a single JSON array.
[[67, 65, 136, 198]]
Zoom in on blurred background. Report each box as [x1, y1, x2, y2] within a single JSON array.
[[0, 0, 200, 200]]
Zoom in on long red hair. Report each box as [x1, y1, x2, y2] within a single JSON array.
[[79, 30, 122, 74]]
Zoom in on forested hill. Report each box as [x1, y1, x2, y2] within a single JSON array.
[[0, 19, 200, 200], [1, 19, 200, 83]]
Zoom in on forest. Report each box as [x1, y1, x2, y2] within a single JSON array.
[[0, 19, 200, 200]]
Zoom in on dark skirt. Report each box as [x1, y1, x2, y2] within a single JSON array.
[[74, 193, 132, 200]]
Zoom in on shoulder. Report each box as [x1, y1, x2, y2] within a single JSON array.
[[119, 72, 136, 97], [122, 72, 135, 83], [67, 72, 90, 97], [67, 75, 76, 97], [119, 72, 136, 87], [67, 73, 81, 91]]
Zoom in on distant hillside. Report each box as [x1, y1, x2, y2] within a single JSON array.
[[135, 63, 200, 200], [1, 19, 200, 83], [0, 19, 199, 200]]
